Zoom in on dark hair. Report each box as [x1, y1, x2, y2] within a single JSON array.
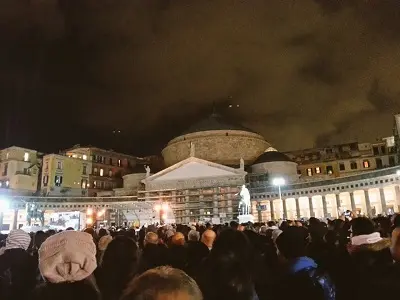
[[276, 227, 308, 259], [97, 236, 139, 299], [121, 266, 202, 300], [351, 217, 375, 236], [32, 279, 100, 300]]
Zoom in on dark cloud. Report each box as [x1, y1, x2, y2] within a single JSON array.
[[1, 0, 400, 156]]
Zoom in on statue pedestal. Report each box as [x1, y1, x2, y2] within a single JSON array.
[[238, 214, 255, 224]]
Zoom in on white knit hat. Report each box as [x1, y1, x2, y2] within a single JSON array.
[[5, 229, 31, 251], [39, 231, 97, 283]]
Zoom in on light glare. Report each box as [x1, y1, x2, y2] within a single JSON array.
[[272, 177, 285, 186]]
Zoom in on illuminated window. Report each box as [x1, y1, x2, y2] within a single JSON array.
[[55, 175, 63, 187], [315, 167, 321, 174], [81, 179, 87, 189], [72, 154, 77, 158], [108, 170, 112, 177], [24, 152, 29, 162], [326, 165, 333, 175], [83, 155, 87, 160], [6, 152, 9, 159], [307, 168, 313, 176], [57, 161, 63, 170], [100, 168, 104, 176], [118, 159, 121, 167], [93, 168, 98, 175], [363, 160, 370, 168], [93, 181, 97, 188]]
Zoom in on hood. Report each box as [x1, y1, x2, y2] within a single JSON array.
[[348, 238, 391, 254]]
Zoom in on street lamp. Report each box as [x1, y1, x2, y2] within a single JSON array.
[[272, 177, 286, 218]]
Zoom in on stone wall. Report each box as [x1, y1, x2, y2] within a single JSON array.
[[162, 130, 269, 167], [146, 175, 246, 191]]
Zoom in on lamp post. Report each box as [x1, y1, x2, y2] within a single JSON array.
[[272, 177, 286, 219]]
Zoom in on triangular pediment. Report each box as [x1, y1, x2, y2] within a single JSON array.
[[143, 157, 246, 182]]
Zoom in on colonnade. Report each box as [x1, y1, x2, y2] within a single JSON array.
[[254, 185, 400, 221]]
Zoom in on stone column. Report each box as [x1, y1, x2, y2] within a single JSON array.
[[308, 197, 315, 217], [270, 200, 275, 221], [364, 190, 372, 217], [257, 202, 262, 222], [379, 188, 387, 214], [395, 185, 400, 212], [12, 209, 18, 230], [349, 192, 356, 212], [335, 194, 341, 213], [322, 195, 328, 218], [295, 198, 301, 219], [282, 199, 287, 219]]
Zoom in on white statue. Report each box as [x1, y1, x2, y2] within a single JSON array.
[[189, 142, 195, 157], [144, 165, 151, 177], [240, 157, 244, 170], [236, 184, 251, 215]]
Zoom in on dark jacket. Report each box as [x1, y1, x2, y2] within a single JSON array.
[[273, 256, 335, 300], [0, 248, 37, 300]]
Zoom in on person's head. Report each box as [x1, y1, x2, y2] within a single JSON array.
[[121, 266, 202, 300], [188, 230, 200, 242], [276, 227, 308, 260], [34, 231, 48, 250], [144, 232, 159, 246], [39, 231, 97, 283], [101, 235, 139, 272], [4, 229, 31, 251], [350, 217, 375, 237], [98, 228, 107, 238], [229, 221, 239, 230], [98, 235, 113, 251], [171, 232, 185, 246], [201, 229, 216, 249]]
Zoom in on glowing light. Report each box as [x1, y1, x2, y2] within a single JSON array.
[[154, 204, 161, 211], [87, 208, 93, 215], [162, 203, 169, 211], [161, 214, 167, 220], [97, 211, 103, 217], [272, 177, 285, 186], [0, 197, 9, 212], [86, 217, 93, 225], [396, 170, 400, 176]]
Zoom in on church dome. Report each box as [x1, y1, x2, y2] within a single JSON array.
[[162, 113, 269, 167], [253, 149, 292, 164], [181, 113, 256, 135], [251, 148, 299, 183]]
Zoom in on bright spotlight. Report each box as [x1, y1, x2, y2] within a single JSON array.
[[154, 204, 161, 211], [0, 197, 9, 212], [161, 214, 167, 220], [87, 208, 93, 215], [162, 203, 169, 211], [86, 217, 93, 225], [272, 177, 285, 186]]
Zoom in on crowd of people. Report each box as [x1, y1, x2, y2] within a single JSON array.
[[1, 214, 400, 300]]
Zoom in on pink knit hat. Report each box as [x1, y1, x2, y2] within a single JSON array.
[[39, 231, 97, 283]]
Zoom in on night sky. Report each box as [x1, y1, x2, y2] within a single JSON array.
[[1, 0, 400, 157]]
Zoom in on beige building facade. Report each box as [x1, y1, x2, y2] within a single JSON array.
[[0, 146, 40, 195]]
